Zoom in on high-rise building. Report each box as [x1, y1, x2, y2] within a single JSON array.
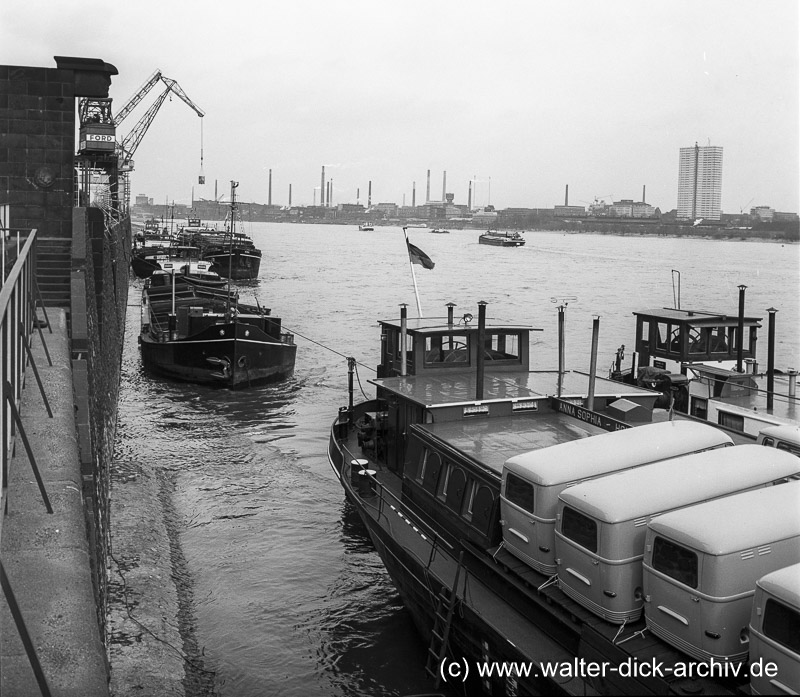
[[677, 144, 723, 220]]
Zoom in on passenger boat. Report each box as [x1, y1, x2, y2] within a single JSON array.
[[609, 284, 800, 436], [358, 223, 375, 231], [478, 230, 525, 246], [139, 275, 296, 388], [326, 299, 778, 695]]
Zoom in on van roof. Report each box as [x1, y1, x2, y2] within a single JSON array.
[[557, 445, 800, 523], [648, 481, 800, 554], [756, 561, 800, 606], [504, 421, 732, 485], [759, 424, 800, 444]]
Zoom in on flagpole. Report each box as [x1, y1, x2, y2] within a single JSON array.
[[403, 227, 423, 317]]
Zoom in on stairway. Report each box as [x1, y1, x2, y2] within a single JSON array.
[[36, 237, 71, 307]]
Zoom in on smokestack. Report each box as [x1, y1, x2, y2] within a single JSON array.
[[288, 183, 292, 207], [215, 179, 218, 202], [767, 308, 777, 410], [426, 169, 430, 203], [446, 302, 456, 327], [565, 184, 569, 206], [357, 187, 360, 204], [468, 180, 472, 210], [442, 171, 446, 202], [268, 169, 272, 206], [736, 285, 747, 373], [321, 166, 325, 207], [476, 301, 487, 401], [368, 180, 372, 207], [328, 179, 333, 207], [642, 184, 646, 203], [412, 181, 416, 207]]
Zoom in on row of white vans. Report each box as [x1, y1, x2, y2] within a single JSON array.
[[499, 421, 800, 695]]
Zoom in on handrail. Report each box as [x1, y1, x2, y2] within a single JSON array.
[[1, 227, 39, 532]]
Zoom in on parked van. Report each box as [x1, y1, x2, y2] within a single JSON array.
[[554, 445, 800, 624], [501, 421, 733, 575], [757, 424, 800, 457], [749, 562, 800, 695], [642, 482, 800, 663]]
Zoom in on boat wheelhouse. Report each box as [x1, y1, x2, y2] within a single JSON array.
[[612, 288, 799, 436], [327, 300, 765, 695]]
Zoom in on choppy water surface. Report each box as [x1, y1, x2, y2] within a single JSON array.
[[114, 224, 799, 696]]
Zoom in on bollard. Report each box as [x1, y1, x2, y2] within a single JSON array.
[[350, 459, 368, 486], [358, 469, 377, 497]]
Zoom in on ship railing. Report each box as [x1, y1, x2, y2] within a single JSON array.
[[340, 438, 454, 571], [0, 226, 45, 539]]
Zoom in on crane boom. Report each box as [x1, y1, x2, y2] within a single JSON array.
[[116, 75, 204, 170], [114, 70, 162, 126]]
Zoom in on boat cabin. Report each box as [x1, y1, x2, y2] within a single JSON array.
[[643, 480, 800, 664], [631, 307, 761, 371]]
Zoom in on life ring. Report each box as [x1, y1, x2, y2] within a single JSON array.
[[237, 355, 248, 368]]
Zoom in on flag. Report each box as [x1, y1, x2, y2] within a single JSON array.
[[406, 239, 435, 270]]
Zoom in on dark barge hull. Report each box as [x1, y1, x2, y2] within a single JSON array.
[[328, 423, 747, 697], [205, 248, 262, 280], [140, 321, 296, 388]]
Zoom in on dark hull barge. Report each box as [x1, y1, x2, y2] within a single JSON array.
[[328, 301, 757, 696]]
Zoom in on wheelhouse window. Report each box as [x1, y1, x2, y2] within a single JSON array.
[[484, 332, 521, 362], [561, 507, 597, 553], [652, 536, 698, 588], [424, 334, 469, 365], [505, 473, 534, 513], [394, 331, 414, 362], [717, 411, 745, 432], [763, 598, 800, 653]]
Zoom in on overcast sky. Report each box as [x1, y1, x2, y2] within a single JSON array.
[[3, 0, 798, 213]]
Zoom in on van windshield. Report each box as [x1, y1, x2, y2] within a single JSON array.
[[505, 473, 534, 513], [763, 598, 800, 653], [652, 536, 698, 588], [562, 506, 597, 553]]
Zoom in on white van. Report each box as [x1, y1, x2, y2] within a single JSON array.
[[749, 562, 800, 695], [554, 445, 800, 624], [500, 421, 732, 575], [643, 482, 800, 663], [757, 424, 800, 457]]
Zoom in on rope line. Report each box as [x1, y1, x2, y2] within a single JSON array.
[[280, 323, 377, 374]]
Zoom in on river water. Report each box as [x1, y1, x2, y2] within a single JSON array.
[[113, 224, 799, 697]]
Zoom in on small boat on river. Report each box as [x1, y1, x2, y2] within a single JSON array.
[[358, 223, 375, 231], [429, 227, 450, 234], [478, 230, 525, 246]]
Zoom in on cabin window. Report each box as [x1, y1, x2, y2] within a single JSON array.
[[462, 480, 476, 520], [445, 467, 467, 512], [709, 327, 729, 353], [763, 598, 800, 653], [422, 451, 443, 495], [395, 332, 414, 360], [561, 507, 597, 553], [688, 328, 709, 354], [471, 485, 495, 537], [485, 333, 520, 361], [652, 536, 698, 589], [655, 322, 670, 350], [437, 462, 451, 500], [717, 411, 745, 432], [505, 473, 534, 513], [424, 334, 469, 365], [415, 448, 429, 484]]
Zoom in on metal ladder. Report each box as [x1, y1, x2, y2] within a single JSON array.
[[425, 551, 465, 688]]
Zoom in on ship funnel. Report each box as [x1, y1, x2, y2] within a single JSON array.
[[476, 301, 487, 401]]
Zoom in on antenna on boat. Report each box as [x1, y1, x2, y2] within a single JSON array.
[[671, 270, 681, 309]]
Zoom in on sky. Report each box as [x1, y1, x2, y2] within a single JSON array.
[[2, 0, 798, 213]]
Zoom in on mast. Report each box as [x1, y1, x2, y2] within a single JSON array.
[[227, 180, 238, 317]]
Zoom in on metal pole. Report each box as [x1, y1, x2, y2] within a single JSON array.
[[767, 308, 777, 411], [400, 303, 408, 377], [736, 284, 746, 372], [587, 316, 600, 411], [476, 301, 487, 402]]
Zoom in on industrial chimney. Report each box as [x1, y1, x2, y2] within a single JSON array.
[[268, 169, 272, 206], [468, 180, 472, 210], [426, 169, 431, 203], [442, 171, 446, 202], [321, 166, 325, 207], [412, 181, 416, 207], [368, 180, 372, 207], [565, 184, 569, 206]]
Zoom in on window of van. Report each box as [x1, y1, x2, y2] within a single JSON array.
[[652, 536, 698, 588], [562, 506, 597, 553], [777, 442, 800, 457], [505, 473, 534, 513], [763, 598, 800, 654]]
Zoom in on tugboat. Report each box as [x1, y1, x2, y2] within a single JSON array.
[[478, 229, 525, 246]]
